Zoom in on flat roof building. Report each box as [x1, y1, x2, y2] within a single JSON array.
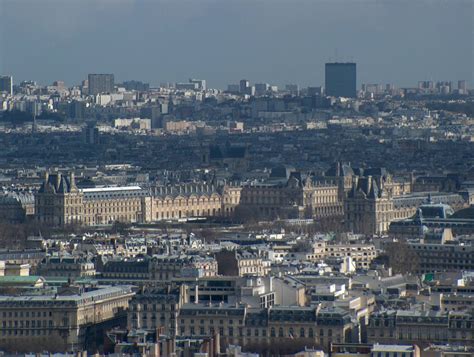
[[88, 73, 114, 95], [0, 75, 13, 96], [325, 63, 357, 98]]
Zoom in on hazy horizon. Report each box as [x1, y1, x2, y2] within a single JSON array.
[[1, 0, 473, 89]]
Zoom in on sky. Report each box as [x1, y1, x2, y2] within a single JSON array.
[[0, 0, 473, 89]]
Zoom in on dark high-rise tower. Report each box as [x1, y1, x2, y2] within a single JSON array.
[[0, 75, 13, 96], [239, 79, 250, 94], [88, 74, 114, 95], [325, 63, 356, 98]]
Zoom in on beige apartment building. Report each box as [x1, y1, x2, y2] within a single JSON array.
[[0, 285, 135, 352], [324, 243, 377, 269], [367, 310, 474, 348], [215, 250, 271, 277], [176, 304, 354, 352], [148, 184, 222, 221]]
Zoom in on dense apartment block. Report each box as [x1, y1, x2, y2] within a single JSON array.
[[36, 254, 96, 278], [88, 74, 114, 95], [128, 284, 355, 352], [215, 250, 271, 277], [324, 243, 377, 270], [0, 285, 135, 352], [98, 255, 218, 283], [408, 240, 474, 273], [367, 310, 474, 348]]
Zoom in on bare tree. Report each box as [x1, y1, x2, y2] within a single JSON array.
[[231, 205, 262, 224], [0, 336, 67, 353], [243, 338, 322, 356], [198, 228, 218, 243], [292, 240, 313, 253], [385, 240, 420, 275]]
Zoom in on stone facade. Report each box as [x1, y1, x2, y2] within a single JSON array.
[[345, 169, 468, 235], [37, 255, 96, 278], [35, 172, 83, 226], [35, 171, 345, 227], [149, 184, 222, 221], [99, 255, 218, 284], [128, 286, 355, 352], [215, 250, 271, 277], [367, 310, 474, 348], [0, 285, 135, 352]]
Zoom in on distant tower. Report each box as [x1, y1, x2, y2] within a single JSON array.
[[325, 63, 357, 98], [83, 122, 100, 145], [239, 79, 250, 94], [32, 113, 37, 134], [189, 79, 207, 91], [88, 74, 114, 95], [458, 80, 467, 93], [0, 75, 13, 96]]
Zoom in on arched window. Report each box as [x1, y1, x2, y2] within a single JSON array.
[[278, 327, 283, 337], [270, 327, 275, 337], [308, 328, 314, 338], [300, 328, 305, 338]]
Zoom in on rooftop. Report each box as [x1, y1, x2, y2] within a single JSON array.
[[81, 186, 142, 193], [372, 344, 415, 352]]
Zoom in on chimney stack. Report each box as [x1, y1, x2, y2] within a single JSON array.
[[55, 173, 61, 190], [194, 284, 199, 304]]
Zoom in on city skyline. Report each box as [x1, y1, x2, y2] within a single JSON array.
[[0, 0, 472, 88], [0, 0, 473, 355], [1, 70, 471, 92]]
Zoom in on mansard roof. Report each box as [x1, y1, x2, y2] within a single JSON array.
[[348, 176, 384, 199], [151, 183, 221, 198]]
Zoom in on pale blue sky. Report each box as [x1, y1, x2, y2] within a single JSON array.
[[0, 0, 472, 89]]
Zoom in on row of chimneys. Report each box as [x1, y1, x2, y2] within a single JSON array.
[[44, 171, 76, 188], [154, 184, 216, 195]]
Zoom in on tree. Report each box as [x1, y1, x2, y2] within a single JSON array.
[[243, 338, 322, 355], [384, 240, 420, 275], [37, 111, 66, 122], [110, 221, 130, 234], [197, 228, 218, 243], [0, 220, 55, 250], [0, 335, 67, 353], [292, 239, 313, 253], [231, 205, 261, 224], [0, 110, 33, 124]]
